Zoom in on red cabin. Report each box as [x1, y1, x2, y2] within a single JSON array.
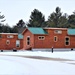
[[0, 33, 23, 50], [0, 27, 75, 50], [22, 27, 75, 50]]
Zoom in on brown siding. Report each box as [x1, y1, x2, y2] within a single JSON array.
[[23, 29, 34, 49], [34, 35, 49, 48], [70, 36, 75, 48], [0, 34, 23, 50], [33, 29, 75, 48], [23, 28, 75, 50]]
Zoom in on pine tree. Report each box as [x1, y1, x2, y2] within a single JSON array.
[[27, 9, 45, 27]]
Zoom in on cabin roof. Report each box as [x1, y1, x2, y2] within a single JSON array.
[[68, 29, 75, 35], [18, 34, 23, 39], [28, 27, 48, 34]]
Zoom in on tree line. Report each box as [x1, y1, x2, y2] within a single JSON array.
[[0, 7, 75, 33]]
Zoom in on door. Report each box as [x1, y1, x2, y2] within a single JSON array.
[[16, 40, 20, 48]]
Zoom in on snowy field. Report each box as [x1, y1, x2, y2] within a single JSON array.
[[0, 50, 75, 75]]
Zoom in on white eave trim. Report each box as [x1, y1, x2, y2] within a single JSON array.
[[0, 33, 18, 35], [44, 27, 67, 30]]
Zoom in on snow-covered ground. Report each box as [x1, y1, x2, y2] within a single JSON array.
[[0, 50, 75, 75], [1, 50, 75, 60]]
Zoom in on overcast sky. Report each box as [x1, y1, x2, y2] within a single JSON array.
[[0, 0, 75, 27]]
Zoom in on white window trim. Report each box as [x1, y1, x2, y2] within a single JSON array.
[[16, 40, 20, 48], [65, 36, 70, 46], [7, 35, 14, 38], [6, 40, 10, 45], [38, 36, 45, 40], [26, 36, 30, 45], [54, 30, 62, 34], [54, 36, 58, 42]]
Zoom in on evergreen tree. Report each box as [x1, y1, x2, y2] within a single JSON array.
[[2, 24, 11, 33], [27, 9, 45, 27], [17, 19, 25, 27], [68, 11, 75, 28], [58, 13, 68, 28], [0, 12, 6, 22], [11, 26, 18, 33], [47, 7, 68, 28], [0, 12, 6, 32]]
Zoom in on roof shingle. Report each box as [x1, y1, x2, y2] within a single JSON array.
[[28, 27, 48, 34], [68, 29, 75, 35]]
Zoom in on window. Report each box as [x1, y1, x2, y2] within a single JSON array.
[[7, 35, 14, 38], [6, 40, 10, 45], [65, 37, 70, 46], [27, 36, 30, 45], [54, 36, 58, 42], [0, 34, 2, 38], [54, 30, 62, 34], [38, 36, 45, 40], [16, 40, 20, 47]]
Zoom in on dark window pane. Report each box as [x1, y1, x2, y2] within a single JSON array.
[[66, 42, 69, 45], [27, 42, 30, 45], [39, 37, 41, 39], [27, 37, 30, 40], [66, 38, 69, 41], [55, 37, 56, 41], [42, 37, 44, 39]]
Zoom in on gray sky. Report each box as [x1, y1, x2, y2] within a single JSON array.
[[0, 0, 75, 27]]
